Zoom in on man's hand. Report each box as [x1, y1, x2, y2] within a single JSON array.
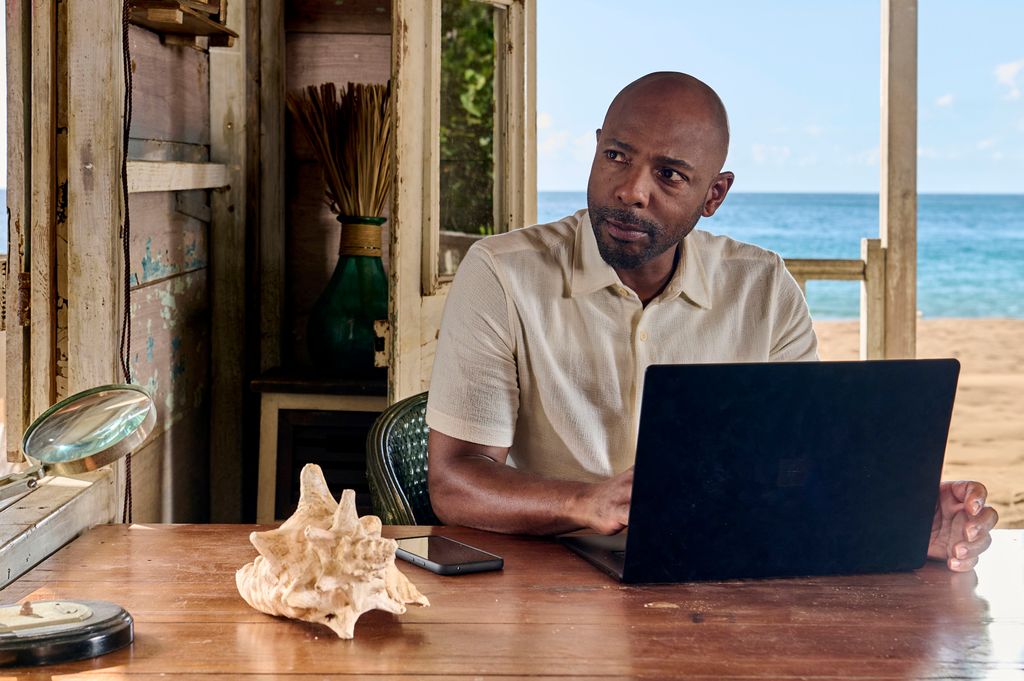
[[928, 480, 998, 572], [569, 467, 633, 535]]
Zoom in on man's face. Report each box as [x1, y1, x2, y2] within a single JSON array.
[[586, 86, 731, 271]]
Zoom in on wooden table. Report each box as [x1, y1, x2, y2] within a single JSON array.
[[2, 525, 1022, 679]]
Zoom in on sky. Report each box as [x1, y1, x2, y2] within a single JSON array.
[[536, 1, 1024, 193]]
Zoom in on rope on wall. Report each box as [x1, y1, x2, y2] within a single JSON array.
[[119, 0, 135, 523]]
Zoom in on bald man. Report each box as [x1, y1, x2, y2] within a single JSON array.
[[425, 72, 997, 572]]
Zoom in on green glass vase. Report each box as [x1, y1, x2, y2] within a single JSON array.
[[307, 216, 388, 379]]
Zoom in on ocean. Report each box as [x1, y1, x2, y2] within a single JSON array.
[[539, 192, 1024, 320]]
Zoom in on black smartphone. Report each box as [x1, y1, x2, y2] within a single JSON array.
[[394, 535, 504, 575]]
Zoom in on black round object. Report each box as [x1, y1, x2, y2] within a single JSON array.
[[0, 601, 133, 668]]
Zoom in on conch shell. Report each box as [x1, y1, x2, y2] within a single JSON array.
[[236, 464, 429, 638]]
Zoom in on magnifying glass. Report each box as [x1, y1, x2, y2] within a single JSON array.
[[0, 384, 156, 502], [0, 384, 155, 667]]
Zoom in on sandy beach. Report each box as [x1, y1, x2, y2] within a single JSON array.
[[815, 319, 1024, 528]]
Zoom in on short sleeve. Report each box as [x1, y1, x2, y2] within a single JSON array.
[[425, 243, 520, 447], [769, 256, 820, 362]]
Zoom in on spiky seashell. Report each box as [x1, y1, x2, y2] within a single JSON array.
[[236, 464, 429, 638]]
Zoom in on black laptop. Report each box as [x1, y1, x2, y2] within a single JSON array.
[[560, 359, 960, 583]]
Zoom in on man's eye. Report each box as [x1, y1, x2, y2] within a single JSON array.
[[604, 150, 625, 162], [658, 168, 686, 183]]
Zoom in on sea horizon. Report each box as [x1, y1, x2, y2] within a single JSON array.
[[538, 190, 1024, 321]]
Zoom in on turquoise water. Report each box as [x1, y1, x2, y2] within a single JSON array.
[[539, 192, 1024, 320]]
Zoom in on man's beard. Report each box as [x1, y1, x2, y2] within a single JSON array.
[[588, 204, 702, 270]]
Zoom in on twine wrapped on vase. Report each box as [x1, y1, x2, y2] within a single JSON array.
[[287, 82, 392, 378]]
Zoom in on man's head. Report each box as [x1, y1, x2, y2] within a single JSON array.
[[587, 72, 735, 272]]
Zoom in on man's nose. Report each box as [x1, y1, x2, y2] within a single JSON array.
[[615, 164, 651, 209]]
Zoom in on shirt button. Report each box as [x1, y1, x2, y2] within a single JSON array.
[[639, 330, 649, 342], [616, 286, 628, 297]]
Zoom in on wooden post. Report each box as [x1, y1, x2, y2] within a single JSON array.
[[504, 0, 537, 231], [880, 0, 917, 358], [30, 0, 56, 419], [65, 0, 122, 394], [392, 0, 440, 400], [6, 0, 30, 461], [209, 0, 247, 521], [259, 0, 285, 373], [860, 238, 886, 360]]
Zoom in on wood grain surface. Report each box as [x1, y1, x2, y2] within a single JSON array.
[[1, 526, 1021, 678]]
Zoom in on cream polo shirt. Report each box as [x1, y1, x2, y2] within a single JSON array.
[[425, 209, 818, 483]]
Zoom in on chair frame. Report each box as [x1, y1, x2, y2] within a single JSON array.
[[365, 391, 432, 525]]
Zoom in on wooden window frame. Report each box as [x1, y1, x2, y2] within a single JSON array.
[[418, 0, 537, 296]]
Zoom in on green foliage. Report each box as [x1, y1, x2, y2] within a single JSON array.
[[440, 0, 496, 235]]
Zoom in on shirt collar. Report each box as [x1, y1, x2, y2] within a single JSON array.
[[570, 210, 713, 309]]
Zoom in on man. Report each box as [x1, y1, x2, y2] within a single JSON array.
[[425, 72, 997, 572]]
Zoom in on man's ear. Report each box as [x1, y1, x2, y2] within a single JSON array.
[[702, 171, 735, 217], [595, 128, 602, 142]]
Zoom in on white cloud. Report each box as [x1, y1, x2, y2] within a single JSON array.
[[992, 151, 1006, 160], [537, 130, 569, 157], [976, 138, 996, 150], [797, 154, 818, 167], [935, 93, 955, 107], [804, 125, 824, 137], [537, 112, 553, 130], [847, 147, 879, 166], [571, 133, 595, 162], [918, 147, 961, 160], [751, 143, 791, 165], [995, 59, 1024, 100]]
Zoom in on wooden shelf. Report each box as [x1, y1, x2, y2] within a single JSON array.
[[127, 161, 229, 193], [129, 0, 238, 47]]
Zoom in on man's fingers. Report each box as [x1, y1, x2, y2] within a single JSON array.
[[962, 481, 989, 516], [953, 532, 992, 561], [966, 507, 999, 539], [947, 508, 967, 559], [948, 555, 979, 572]]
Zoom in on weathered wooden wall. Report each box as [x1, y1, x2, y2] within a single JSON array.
[[284, 1, 391, 368], [127, 26, 211, 522]]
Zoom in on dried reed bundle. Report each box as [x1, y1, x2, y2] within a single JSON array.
[[287, 82, 392, 217]]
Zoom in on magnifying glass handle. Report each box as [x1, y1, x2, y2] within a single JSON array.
[[0, 465, 44, 503]]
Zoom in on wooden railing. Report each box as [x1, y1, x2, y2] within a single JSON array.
[[785, 238, 885, 360]]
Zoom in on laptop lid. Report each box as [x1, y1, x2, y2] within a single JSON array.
[[613, 359, 959, 583]]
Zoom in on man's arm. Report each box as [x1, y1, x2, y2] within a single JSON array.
[[428, 430, 632, 536]]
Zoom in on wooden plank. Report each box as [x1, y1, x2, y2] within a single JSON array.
[[860, 238, 886, 360], [128, 192, 209, 288], [261, 0, 285, 372], [286, 0, 391, 35], [285, 34, 391, 163], [0, 471, 114, 589], [523, 0, 537, 227], [66, 0, 121, 393], [127, 160, 229, 193], [54, 0, 69, 401], [128, 138, 209, 162], [129, 24, 211, 145], [285, 33, 390, 91], [130, 406, 209, 522], [783, 258, 866, 280], [129, 270, 210, 440], [130, 2, 238, 38], [880, 0, 917, 359], [209, 0, 247, 522], [390, 0, 440, 402], [30, 0, 56, 422], [5, 0, 30, 461]]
